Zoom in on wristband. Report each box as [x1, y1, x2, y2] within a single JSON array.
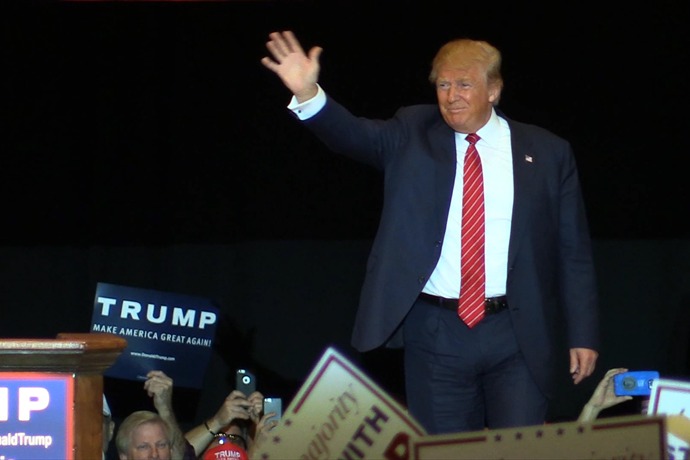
[[204, 420, 217, 436]]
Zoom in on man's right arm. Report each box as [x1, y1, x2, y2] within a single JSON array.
[[261, 30, 322, 103]]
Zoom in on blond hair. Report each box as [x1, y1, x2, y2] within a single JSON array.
[[115, 410, 172, 455]]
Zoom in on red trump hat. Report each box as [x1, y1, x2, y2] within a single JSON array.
[[202, 441, 249, 460]]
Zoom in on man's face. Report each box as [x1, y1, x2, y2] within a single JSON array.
[[120, 422, 171, 460], [435, 63, 498, 134]]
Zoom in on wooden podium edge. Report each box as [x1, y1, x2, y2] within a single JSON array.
[[0, 332, 127, 373]]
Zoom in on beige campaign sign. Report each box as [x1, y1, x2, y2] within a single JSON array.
[[412, 414, 667, 459], [649, 378, 690, 459], [253, 346, 426, 459]]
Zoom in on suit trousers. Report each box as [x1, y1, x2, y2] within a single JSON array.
[[403, 295, 548, 434]]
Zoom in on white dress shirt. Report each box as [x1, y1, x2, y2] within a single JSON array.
[[425, 109, 513, 298]]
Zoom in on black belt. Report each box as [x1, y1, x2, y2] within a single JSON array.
[[418, 292, 508, 315]]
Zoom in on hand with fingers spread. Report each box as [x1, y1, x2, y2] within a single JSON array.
[[261, 30, 322, 102]]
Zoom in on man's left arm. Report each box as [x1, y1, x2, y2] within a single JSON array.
[[558, 141, 600, 383]]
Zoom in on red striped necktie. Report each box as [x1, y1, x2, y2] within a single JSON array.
[[458, 133, 485, 328]]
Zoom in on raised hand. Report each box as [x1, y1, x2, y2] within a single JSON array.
[[247, 411, 280, 457], [577, 368, 633, 422], [261, 30, 322, 102], [143, 370, 187, 457], [247, 391, 265, 425], [143, 370, 174, 415], [210, 390, 254, 428]]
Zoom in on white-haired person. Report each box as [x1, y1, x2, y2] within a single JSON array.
[[115, 370, 195, 460]]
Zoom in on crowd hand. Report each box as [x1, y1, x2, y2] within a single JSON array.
[[247, 391, 265, 424], [208, 390, 254, 429], [577, 367, 633, 423], [248, 412, 279, 457], [260, 30, 322, 102], [570, 347, 599, 384], [587, 368, 633, 411], [143, 370, 174, 415], [144, 370, 186, 456]]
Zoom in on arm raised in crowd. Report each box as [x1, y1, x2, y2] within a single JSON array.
[[143, 370, 192, 459], [185, 390, 258, 457], [578, 368, 633, 423]]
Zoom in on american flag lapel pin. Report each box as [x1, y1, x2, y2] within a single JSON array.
[[525, 154, 533, 163]]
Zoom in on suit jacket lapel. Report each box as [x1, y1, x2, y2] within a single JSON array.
[[507, 120, 537, 268], [429, 120, 457, 231]]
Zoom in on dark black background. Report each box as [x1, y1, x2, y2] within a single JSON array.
[[2, 0, 690, 432], [3, 1, 689, 245]]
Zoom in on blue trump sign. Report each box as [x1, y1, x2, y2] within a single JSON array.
[[91, 282, 219, 389], [0, 372, 73, 460]]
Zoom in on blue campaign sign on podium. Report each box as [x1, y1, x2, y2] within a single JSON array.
[[91, 282, 219, 389], [0, 373, 73, 460]]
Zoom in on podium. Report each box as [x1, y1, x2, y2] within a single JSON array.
[[0, 332, 127, 460]]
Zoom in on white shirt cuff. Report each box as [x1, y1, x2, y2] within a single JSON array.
[[287, 85, 326, 120]]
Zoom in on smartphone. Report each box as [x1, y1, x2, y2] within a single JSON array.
[[263, 397, 282, 427], [235, 369, 256, 394], [613, 370, 659, 396]]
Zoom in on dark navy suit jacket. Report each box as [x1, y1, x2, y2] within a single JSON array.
[[302, 96, 600, 398]]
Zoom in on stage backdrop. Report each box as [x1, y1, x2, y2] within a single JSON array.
[[1, 239, 689, 427]]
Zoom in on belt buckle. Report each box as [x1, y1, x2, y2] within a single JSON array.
[[484, 297, 504, 315]]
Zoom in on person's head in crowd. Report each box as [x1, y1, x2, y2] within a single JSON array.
[[202, 420, 248, 458], [201, 428, 249, 460], [115, 410, 173, 460], [102, 395, 115, 458]]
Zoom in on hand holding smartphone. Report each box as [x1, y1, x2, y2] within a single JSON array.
[[613, 370, 659, 396], [263, 397, 282, 429]]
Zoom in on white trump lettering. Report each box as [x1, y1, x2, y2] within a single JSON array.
[[0, 387, 50, 421], [18, 387, 50, 421], [199, 311, 216, 329], [96, 296, 217, 329]]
